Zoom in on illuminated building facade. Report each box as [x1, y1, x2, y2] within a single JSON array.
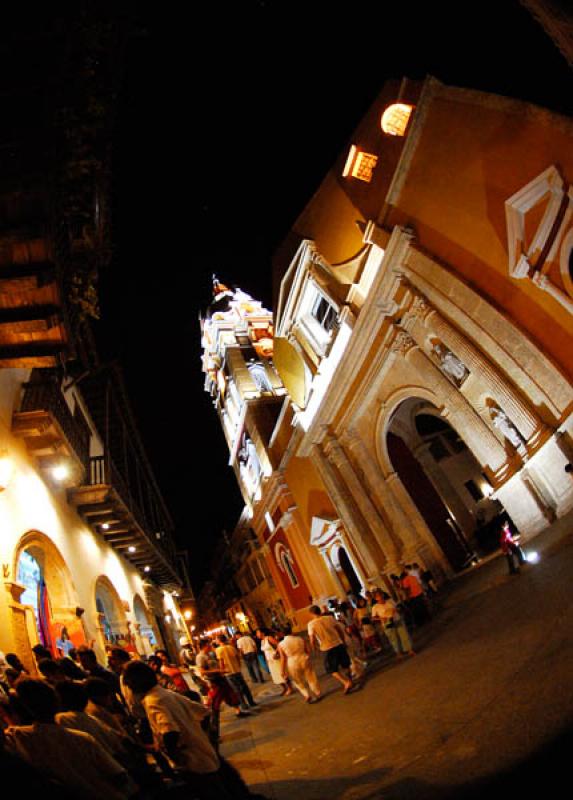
[[202, 76, 573, 628], [271, 75, 573, 595]]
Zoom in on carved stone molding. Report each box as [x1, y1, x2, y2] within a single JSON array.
[[390, 329, 417, 356]]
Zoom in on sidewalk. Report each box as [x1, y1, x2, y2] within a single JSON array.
[[220, 509, 573, 799]]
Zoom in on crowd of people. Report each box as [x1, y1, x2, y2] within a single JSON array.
[[0, 564, 436, 798]]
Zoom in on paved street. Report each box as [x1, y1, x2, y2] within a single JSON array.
[[219, 512, 573, 799]]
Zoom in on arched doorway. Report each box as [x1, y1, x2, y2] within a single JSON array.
[[337, 547, 363, 596], [386, 399, 507, 570], [133, 594, 157, 655], [94, 576, 131, 651], [15, 532, 86, 661]]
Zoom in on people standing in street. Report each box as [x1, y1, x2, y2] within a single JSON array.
[[236, 632, 265, 684], [278, 627, 321, 704], [256, 628, 292, 696], [215, 635, 257, 710], [307, 606, 354, 694], [500, 521, 526, 574], [401, 567, 431, 626], [371, 590, 415, 659]]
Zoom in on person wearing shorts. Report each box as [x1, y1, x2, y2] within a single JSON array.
[[307, 605, 354, 694]]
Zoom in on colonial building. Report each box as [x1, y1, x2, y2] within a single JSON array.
[[0, 9, 191, 671], [270, 75, 573, 601], [202, 74, 573, 630]]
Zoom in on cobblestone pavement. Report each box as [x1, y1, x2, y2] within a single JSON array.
[[219, 512, 573, 799]]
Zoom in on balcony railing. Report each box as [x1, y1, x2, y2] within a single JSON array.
[[19, 378, 90, 468], [84, 454, 177, 564]]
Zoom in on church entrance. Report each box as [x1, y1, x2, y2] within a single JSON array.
[[337, 547, 363, 596], [386, 398, 507, 570]]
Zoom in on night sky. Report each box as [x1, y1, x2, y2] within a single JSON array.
[[93, 1, 573, 591]]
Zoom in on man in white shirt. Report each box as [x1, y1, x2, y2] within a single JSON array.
[[307, 605, 354, 694], [236, 632, 265, 683]]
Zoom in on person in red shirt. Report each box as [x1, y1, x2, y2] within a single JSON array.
[[401, 567, 431, 626], [500, 522, 526, 574]]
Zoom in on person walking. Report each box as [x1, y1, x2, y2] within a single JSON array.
[[307, 606, 354, 694], [215, 635, 257, 710], [256, 628, 292, 696], [278, 627, 321, 704], [500, 521, 526, 574], [236, 632, 265, 683], [371, 590, 415, 659]]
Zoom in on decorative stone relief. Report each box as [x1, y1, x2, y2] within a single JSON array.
[[390, 330, 417, 356]]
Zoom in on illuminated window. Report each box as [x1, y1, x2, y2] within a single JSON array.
[[381, 103, 414, 136], [342, 145, 378, 183]]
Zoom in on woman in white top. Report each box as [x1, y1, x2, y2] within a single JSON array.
[[256, 629, 292, 695], [278, 630, 321, 704]]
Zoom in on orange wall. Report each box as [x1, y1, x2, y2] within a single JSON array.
[[389, 91, 573, 376]]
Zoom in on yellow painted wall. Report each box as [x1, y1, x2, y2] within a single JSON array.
[[284, 455, 337, 531]]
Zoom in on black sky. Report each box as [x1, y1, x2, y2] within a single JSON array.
[[93, 0, 573, 591]]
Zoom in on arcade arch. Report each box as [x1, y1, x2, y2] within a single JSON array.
[[14, 531, 86, 664], [133, 593, 158, 655], [94, 575, 130, 650], [383, 397, 507, 570]]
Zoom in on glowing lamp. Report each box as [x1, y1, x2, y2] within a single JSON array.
[[144, 565, 151, 573], [128, 546, 136, 553], [381, 103, 414, 136], [52, 463, 70, 482], [101, 523, 110, 531], [525, 551, 540, 564], [184, 610, 193, 620]]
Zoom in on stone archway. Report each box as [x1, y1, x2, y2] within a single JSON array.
[[12, 531, 86, 667], [385, 397, 509, 570], [133, 593, 158, 655], [94, 575, 129, 651]]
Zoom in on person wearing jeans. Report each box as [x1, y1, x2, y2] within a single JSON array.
[[215, 636, 257, 710], [236, 633, 265, 683]]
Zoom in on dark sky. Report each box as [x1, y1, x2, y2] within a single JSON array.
[[93, 0, 572, 591]]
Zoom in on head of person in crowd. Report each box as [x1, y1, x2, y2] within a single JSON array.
[[155, 649, 170, 665], [14, 679, 59, 723], [76, 646, 99, 673], [107, 647, 131, 675], [84, 677, 116, 710], [56, 679, 89, 713], [217, 635, 228, 646], [122, 661, 157, 697], [3, 666, 21, 689], [5, 653, 27, 674], [374, 590, 390, 603], [356, 596, 367, 609], [308, 605, 322, 618], [31, 644, 52, 663], [37, 659, 67, 686], [56, 657, 86, 681], [147, 655, 163, 674]]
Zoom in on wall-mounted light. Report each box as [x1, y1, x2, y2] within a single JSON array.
[[128, 545, 136, 553], [52, 463, 70, 482], [0, 450, 14, 491], [184, 610, 193, 620], [101, 523, 110, 531]]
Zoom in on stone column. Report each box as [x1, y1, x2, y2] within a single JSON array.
[[323, 432, 396, 570], [312, 443, 384, 582], [342, 428, 416, 564], [410, 294, 544, 444], [520, 467, 557, 523], [391, 329, 509, 481]]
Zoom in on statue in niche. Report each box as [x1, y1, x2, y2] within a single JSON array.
[[490, 407, 527, 457], [433, 342, 469, 385]]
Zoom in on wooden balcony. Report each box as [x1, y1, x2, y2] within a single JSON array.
[[12, 378, 89, 480], [68, 455, 181, 589]]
